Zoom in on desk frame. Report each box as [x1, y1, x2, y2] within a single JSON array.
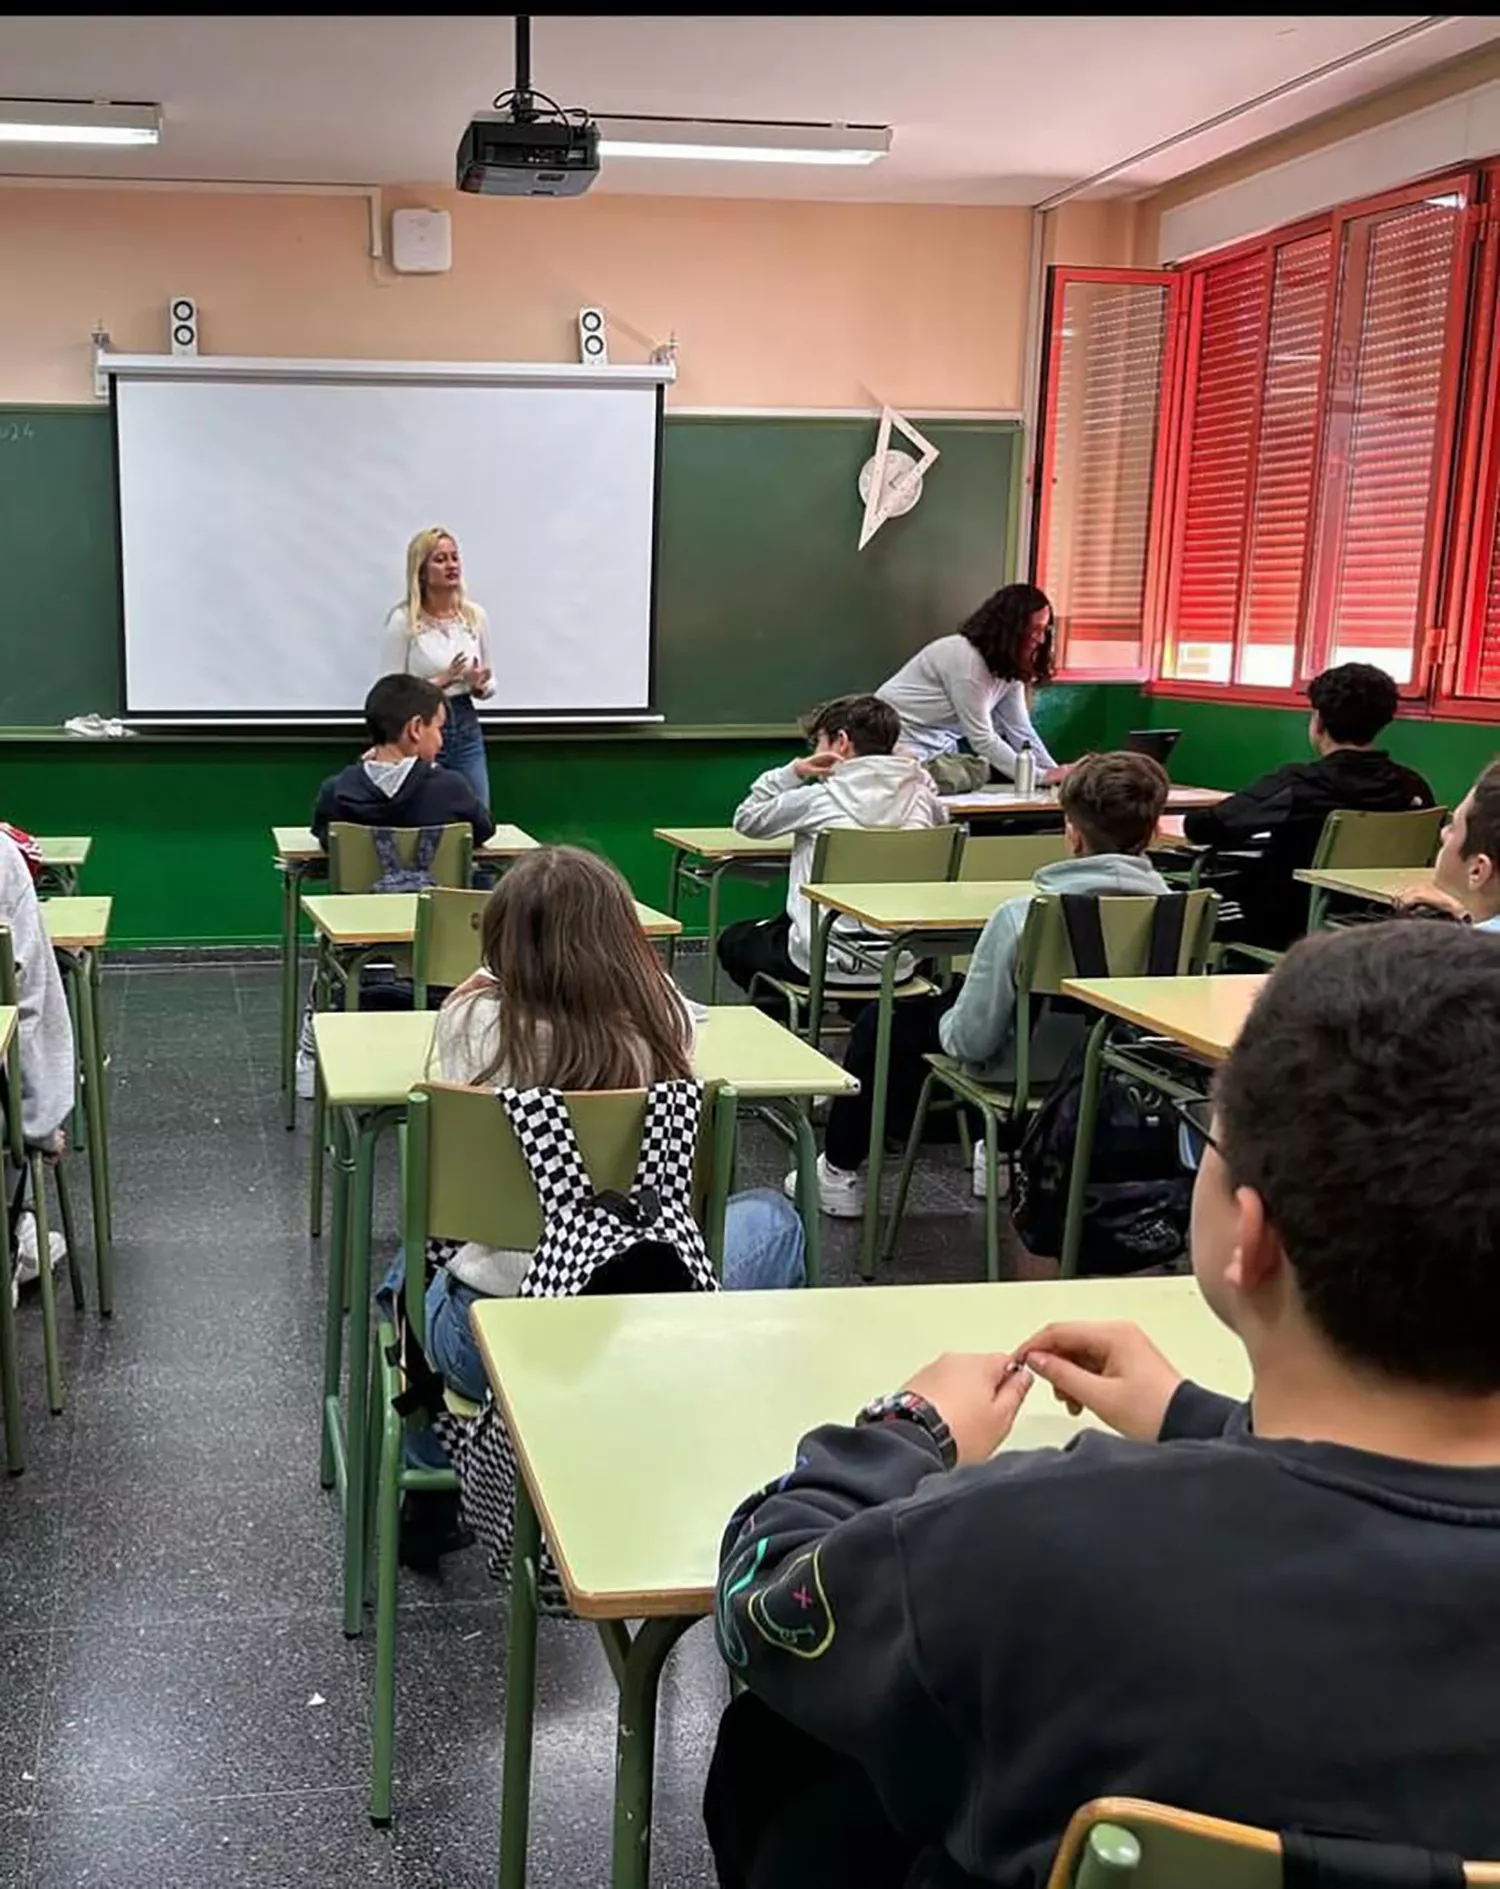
[[658, 833, 789, 1004]]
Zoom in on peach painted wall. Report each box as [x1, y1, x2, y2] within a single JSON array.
[[0, 183, 1032, 411]]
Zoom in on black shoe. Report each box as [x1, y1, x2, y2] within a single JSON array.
[[398, 1489, 475, 1575]]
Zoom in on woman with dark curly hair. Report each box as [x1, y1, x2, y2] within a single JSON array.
[[876, 583, 1069, 785]]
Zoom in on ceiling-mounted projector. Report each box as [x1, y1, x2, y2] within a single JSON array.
[[457, 15, 599, 198]]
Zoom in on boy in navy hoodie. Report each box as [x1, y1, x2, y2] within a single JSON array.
[[296, 675, 495, 1094]]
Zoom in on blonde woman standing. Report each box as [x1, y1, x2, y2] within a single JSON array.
[[380, 526, 495, 808]]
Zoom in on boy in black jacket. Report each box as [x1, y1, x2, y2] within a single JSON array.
[[1181, 662, 1432, 949], [707, 923, 1500, 1889], [310, 673, 496, 850]]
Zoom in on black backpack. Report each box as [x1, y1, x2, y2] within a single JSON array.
[[1011, 893, 1196, 1276]]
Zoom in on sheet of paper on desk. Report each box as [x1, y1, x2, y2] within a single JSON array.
[[940, 787, 1054, 806]]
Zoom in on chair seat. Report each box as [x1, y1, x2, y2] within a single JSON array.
[[759, 974, 937, 1003]]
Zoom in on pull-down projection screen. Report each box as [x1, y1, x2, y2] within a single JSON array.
[[112, 361, 666, 717]]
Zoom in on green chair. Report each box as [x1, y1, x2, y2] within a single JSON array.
[[1047, 1798, 1500, 1889], [753, 824, 965, 1040], [0, 928, 85, 1431], [367, 1078, 738, 1825], [949, 832, 1071, 975], [884, 888, 1219, 1283], [1217, 803, 1448, 969], [411, 887, 489, 1008]]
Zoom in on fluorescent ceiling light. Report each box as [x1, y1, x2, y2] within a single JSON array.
[[0, 100, 161, 147], [595, 117, 890, 167]]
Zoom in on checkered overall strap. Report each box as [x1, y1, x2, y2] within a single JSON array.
[[632, 1079, 703, 1205], [496, 1084, 594, 1220]]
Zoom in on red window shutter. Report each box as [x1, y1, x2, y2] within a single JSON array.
[[1036, 271, 1172, 678], [1238, 232, 1333, 687], [1163, 252, 1270, 681], [1311, 188, 1469, 686]]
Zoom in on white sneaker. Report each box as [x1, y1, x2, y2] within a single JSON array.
[[972, 1140, 1010, 1200], [295, 1046, 317, 1101], [13, 1209, 66, 1288], [783, 1154, 866, 1219]]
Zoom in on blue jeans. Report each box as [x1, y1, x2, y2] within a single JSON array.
[[396, 1188, 806, 1469], [441, 693, 491, 810]]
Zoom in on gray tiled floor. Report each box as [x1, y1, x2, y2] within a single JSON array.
[[0, 955, 1036, 1887]]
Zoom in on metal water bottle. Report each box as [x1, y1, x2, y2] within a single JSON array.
[[1014, 741, 1036, 798]]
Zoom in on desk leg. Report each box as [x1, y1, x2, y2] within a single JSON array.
[[341, 1107, 387, 1638], [1058, 1017, 1108, 1280], [319, 1107, 352, 1490], [499, 1479, 542, 1889], [789, 1102, 823, 1288], [0, 1173, 20, 1474], [88, 948, 112, 1246], [281, 863, 301, 1128], [805, 907, 837, 1046], [611, 1616, 695, 1889], [309, 936, 329, 1239], [858, 947, 903, 1282], [663, 848, 686, 977], [705, 863, 726, 1004], [1307, 887, 1330, 934], [75, 950, 113, 1316]]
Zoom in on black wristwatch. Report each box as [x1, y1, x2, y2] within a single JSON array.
[[855, 1389, 957, 1470]]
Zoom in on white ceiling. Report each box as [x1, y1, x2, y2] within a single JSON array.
[[0, 14, 1497, 205]]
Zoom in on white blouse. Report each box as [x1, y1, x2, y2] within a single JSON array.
[[380, 603, 492, 699]]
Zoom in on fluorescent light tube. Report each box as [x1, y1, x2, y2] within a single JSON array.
[[595, 118, 890, 167], [0, 100, 162, 147]]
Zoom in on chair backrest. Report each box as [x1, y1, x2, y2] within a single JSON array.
[[0, 926, 23, 1164], [958, 832, 1070, 882], [1048, 1799, 1500, 1889], [401, 1080, 737, 1344], [326, 821, 473, 895], [811, 823, 963, 885], [412, 889, 490, 1006], [1014, 889, 1219, 999], [1311, 805, 1447, 872]]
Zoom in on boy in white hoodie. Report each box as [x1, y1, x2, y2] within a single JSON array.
[[0, 831, 75, 1290], [804, 751, 1171, 1216], [717, 696, 949, 1003]]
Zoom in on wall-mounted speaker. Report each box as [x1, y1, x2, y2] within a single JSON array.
[[577, 305, 608, 367], [168, 295, 199, 357]]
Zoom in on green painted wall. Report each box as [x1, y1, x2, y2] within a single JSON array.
[[0, 684, 1107, 950], [1120, 689, 1500, 813]]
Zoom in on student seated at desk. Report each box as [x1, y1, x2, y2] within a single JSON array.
[[801, 752, 1170, 1218], [296, 673, 497, 1096], [708, 923, 1500, 1889], [717, 695, 948, 1006], [395, 846, 806, 1566], [0, 831, 73, 1297], [1394, 760, 1500, 933], [1182, 662, 1433, 950]]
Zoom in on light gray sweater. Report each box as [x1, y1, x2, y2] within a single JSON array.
[[939, 852, 1169, 1082], [0, 834, 75, 1148], [877, 634, 1057, 778]]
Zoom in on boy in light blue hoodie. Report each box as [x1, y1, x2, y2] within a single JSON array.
[[800, 751, 1172, 1217]]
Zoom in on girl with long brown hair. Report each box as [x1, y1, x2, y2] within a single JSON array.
[[416, 845, 804, 1441]]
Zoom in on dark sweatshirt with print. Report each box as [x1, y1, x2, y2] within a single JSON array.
[[714, 1384, 1500, 1889]]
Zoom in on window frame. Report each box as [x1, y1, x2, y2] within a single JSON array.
[[1031, 264, 1180, 684]]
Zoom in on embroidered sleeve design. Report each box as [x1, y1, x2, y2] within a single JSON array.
[[746, 1546, 835, 1660]]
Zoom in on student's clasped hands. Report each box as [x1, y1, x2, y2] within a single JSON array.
[[898, 1320, 1185, 1463]]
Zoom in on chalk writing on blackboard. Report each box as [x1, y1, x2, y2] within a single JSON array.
[[0, 421, 35, 444]]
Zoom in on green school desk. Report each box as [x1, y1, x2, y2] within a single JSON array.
[[1293, 863, 1435, 932], [799, 879, 1034, 1277], [312, 1003, 855, 1637], [476, 1274, 1250, 1889], [1054, 974, 1267, 1277], [34, 835, 92, 896], [653, 827, 793, 1002], [941, 783, 1227, 831], [42, 897, 113, 1315], [272, 823, 539, 1129], [0, 1005, 20, 1470]]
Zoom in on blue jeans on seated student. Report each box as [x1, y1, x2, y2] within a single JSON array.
[[388, 1188, 806, 1470], [440, 693, 491, 811]]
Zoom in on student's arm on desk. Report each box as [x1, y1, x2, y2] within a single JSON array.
[[1182, 770, 1294, 849], [731, 763, 827, 839]]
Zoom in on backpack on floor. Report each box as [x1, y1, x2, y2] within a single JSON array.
[[412, 1079, 719, 1583], [1011, 893, 1195, 1275], [369, 823, 442, 895]]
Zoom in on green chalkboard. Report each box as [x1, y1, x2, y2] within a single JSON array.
[[0, 406, 1018, 730]]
